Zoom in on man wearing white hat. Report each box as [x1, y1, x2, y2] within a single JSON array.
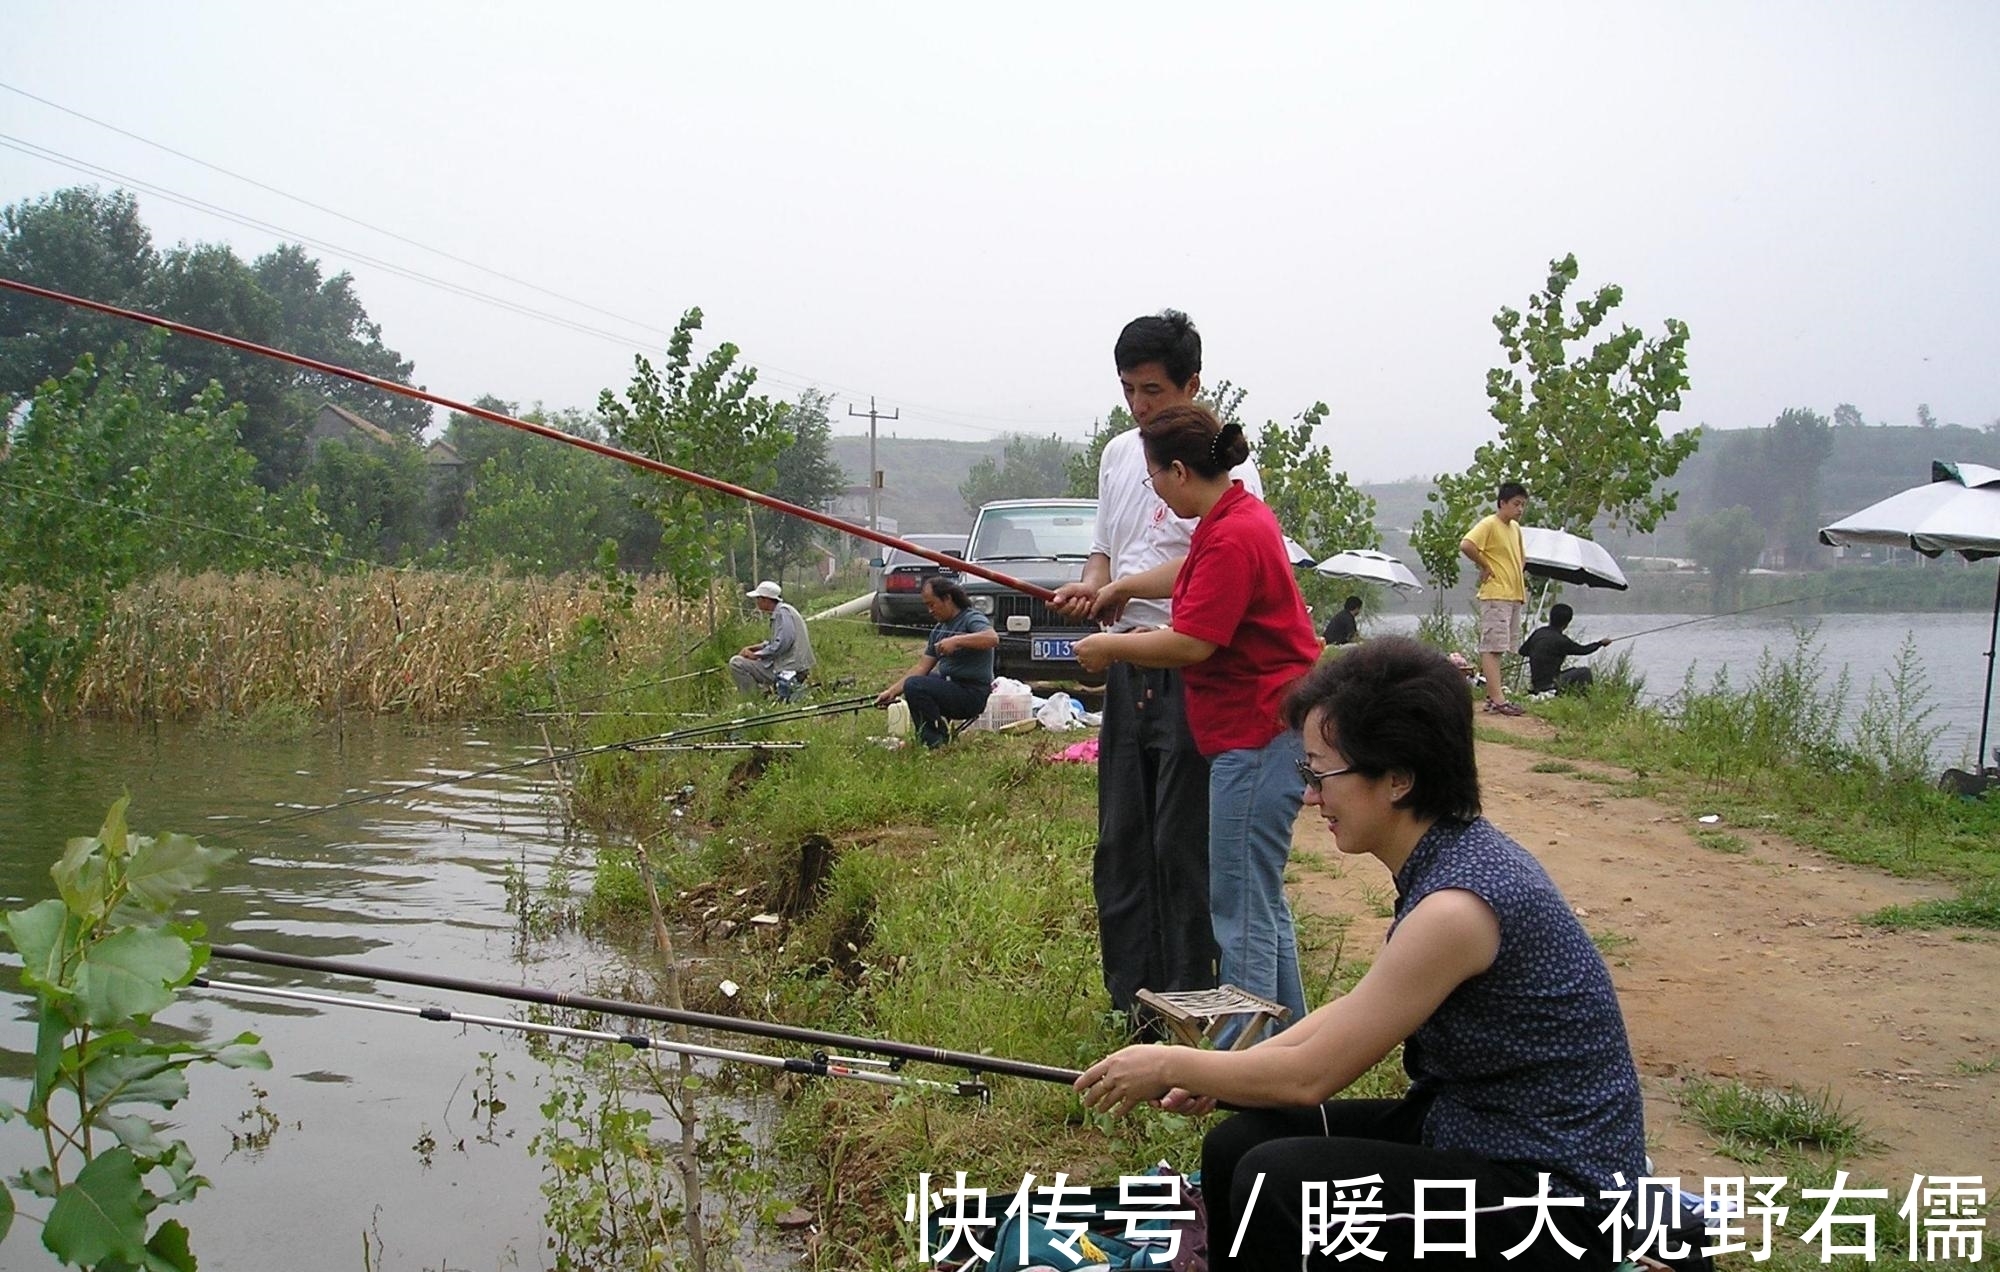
[[730, 580, 815, 697]]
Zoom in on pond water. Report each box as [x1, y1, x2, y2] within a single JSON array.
[[1374, 607, 1998, 768], [0, 719, 697, 1271]]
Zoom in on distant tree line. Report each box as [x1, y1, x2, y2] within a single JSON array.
[[0, 186, 848, 593]]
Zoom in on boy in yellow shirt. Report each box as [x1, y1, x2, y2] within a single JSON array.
[[1459, 481, 1529, 715]]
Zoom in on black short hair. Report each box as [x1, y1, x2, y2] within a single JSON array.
[[1114, 310, 1201, 388], [1550, 602, 1574, 629], [1344, 596, 1363, 612], [1497, 480, 1528, 504], [923, 576, 971, 610], [1282, 636, 1481, 823]]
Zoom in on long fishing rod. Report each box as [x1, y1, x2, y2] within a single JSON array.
[[1605, 582, 1883, 642], [192, 976, 987, 1097], [0, 277, 1059, 604], [247, 694, 879, 830], [206, 945, 1083, 1086]]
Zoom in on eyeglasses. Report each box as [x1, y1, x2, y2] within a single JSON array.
[[1142, 464, 1176, 492], [1295, 758, 1357, 793]]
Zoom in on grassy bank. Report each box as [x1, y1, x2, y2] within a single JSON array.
[[0, 568, 711, 720], [1526, 636, 2000, 927], [556, 615, 1998, 1271]]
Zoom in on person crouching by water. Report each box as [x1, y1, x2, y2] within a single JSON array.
[[1520, 602, 1613, 698], [1074, 403, 1320, 1030], [1075, 637, 1646, 1269], [729, 580, 815, 698], [874, 577, 999, 748]]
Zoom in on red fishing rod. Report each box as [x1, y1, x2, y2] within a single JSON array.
[[0, 277, 1056, 602]]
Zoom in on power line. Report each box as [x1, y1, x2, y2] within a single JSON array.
[[0, 80, 681, 342], [2, 135, 1055, 439], [0, 135, 667, 352], [0, 83, 1092, 434]]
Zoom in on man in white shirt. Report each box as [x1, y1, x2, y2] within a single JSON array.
[[729, 580, 815, 697], [1053, 310, 1265, 1029]]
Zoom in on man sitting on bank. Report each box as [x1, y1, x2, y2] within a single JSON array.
[[875, 577, 1000, 748], [729, 580, 816, 698], [1519, 602, 1613, 698]]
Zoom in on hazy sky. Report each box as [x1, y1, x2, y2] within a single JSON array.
[[3, 2, 1995, 481]]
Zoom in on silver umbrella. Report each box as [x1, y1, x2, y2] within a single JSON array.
[[1315, 548, 1424, 594], [1820, 460, 2000, 773], [1520, 526, 1629, 591]]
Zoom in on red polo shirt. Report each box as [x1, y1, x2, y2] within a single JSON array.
[[1169, 483, 1320, 755]]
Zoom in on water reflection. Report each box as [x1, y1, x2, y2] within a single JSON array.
[[0, 719, 629, 1271]]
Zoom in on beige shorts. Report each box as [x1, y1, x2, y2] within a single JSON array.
[[1477, 600, 1522, 655]]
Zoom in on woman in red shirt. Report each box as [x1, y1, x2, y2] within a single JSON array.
[[1075, 403, 1320, 1028]]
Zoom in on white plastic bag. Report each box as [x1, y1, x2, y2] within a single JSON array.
[[1035, 691, 1085, 731]]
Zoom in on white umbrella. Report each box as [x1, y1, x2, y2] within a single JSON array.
[[1315, 548, 1424, 594], [1819, 460, 2000, 771], [1520, 526, 1629, 591], [1282, 536, 1318, 569]]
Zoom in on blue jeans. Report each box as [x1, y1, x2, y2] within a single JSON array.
[[1208, 730, 1307, 1032]]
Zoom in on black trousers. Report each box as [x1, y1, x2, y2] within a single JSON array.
[[1093, 662, 1217, 1014], [902, 675, 988, 747], [1202, 1097, 1617, 1269]]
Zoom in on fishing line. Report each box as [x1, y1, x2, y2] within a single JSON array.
[[191, 976, 985, 1097], [0, 278, 1059, 602], [543, 667, 722, 707], [206, 945, 1083, 1086], [1604, 582, 1889, 642], [229, 694, 878, 834]]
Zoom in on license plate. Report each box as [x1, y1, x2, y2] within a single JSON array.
[[1031, 637, 1075, 661]]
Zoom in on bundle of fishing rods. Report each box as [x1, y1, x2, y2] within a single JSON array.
[[197, 945, 1082, 1098]]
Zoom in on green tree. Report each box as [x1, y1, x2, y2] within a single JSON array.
[[957, 433, 1075, 515], [1065, 407, 1134, 498], [1764, 407, 1833, 568], [1686, 505, 1765, 609], [597, 308, 791, 597], [1832, 402, 1865, 431], [446, 404, 639, 573], [300, 435, 431, 563], [0, 187, 158, 414], [1254, 402, 1380, 559], [762, 388, 847, 586], [1255, 401, 1382, 619], [1411, 253, 1696, 601], [1, 188, 426, 486], [251, 244, 426, 442], [1917, 403, 1938, 430], [0, 340, 277, 593]]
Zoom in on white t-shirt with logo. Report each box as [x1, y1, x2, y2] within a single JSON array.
[[1088, 428, 1264, 631]]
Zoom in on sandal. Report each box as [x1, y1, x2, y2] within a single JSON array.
[[1483, 701, 1525, 716]]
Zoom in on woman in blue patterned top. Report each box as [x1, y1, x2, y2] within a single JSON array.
[[1076, 636, 1646, 1268]]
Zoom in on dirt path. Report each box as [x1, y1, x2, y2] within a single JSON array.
[[1286, 717, 2000, 1186]]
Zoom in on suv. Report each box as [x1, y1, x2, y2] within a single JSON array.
[[954, 498, 1102, 685], [869, 534, 968, 636]]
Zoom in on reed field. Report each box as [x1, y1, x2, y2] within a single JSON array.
[[0, 568, 714, 720]]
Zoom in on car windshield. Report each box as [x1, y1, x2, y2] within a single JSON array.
[[969, 507, 1096, 561], [884, 542, 963, 568]]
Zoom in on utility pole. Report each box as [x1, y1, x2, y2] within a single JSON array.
[[848, 396, 899, 535]]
